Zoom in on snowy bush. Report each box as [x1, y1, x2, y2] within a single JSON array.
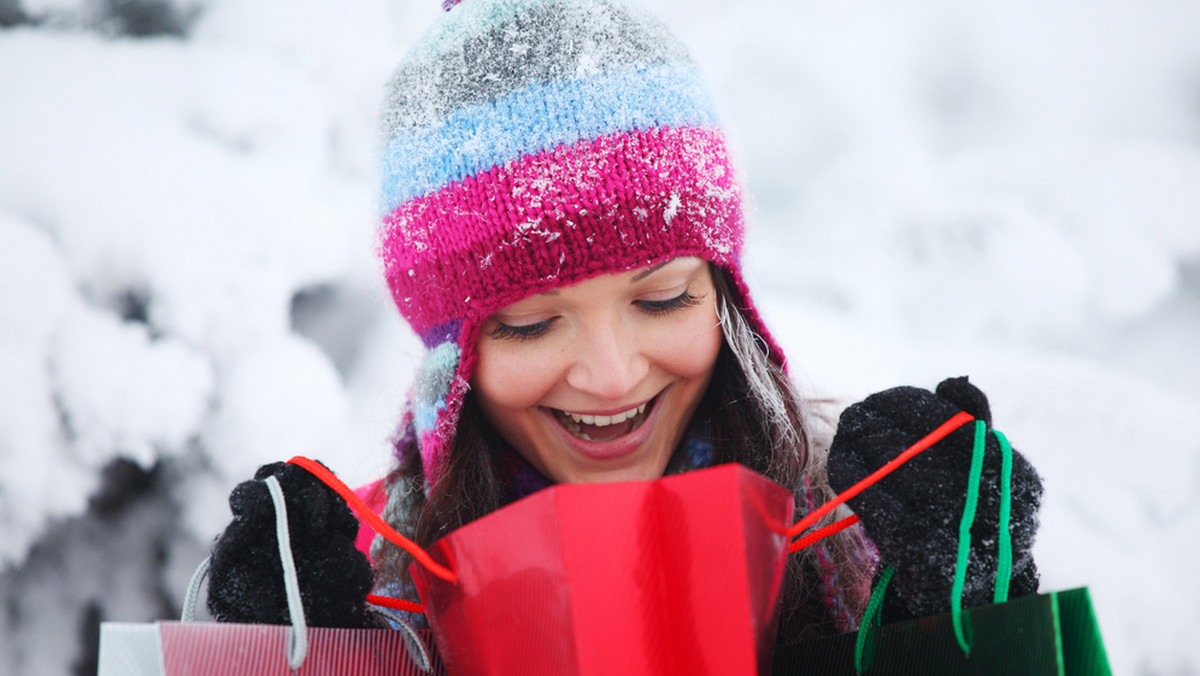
[[2, 0, 1198, 674]]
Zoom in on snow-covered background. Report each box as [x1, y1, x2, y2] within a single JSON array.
[[1, 0, 1197, 673]]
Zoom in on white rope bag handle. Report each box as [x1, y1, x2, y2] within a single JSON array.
[[181, 476, 309, 670], [180, 475, 432, 673]]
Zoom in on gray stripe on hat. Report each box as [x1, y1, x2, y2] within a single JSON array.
[[382, 0, 692, 136]]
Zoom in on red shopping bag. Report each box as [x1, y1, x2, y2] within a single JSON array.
[[409, 464, 794, 676]]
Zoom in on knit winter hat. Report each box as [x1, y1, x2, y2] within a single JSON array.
[[378, 0, 783, 485]]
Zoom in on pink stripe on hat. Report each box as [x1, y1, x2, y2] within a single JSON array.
[[379, 126, 744, 335]]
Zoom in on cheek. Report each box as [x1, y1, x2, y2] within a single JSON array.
[[473, 341, 563, 413], [649, 308, 723, 377]]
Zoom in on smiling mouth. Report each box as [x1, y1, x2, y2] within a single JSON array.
[[549, 397, 657, 443]]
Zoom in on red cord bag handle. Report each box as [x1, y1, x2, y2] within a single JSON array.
[[785, 411, 975, 551]]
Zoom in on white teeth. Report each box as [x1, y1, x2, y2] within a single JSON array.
[[561, 403, 646, 428]]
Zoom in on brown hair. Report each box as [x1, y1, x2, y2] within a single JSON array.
[[372, 267, 873, 640]]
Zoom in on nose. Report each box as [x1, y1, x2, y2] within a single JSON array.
[[564, 320, 648, 401]]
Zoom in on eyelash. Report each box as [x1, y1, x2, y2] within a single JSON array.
[[487, 319, 556, 342], [487, 291, 705, 342], [635, 290, 704, 315]]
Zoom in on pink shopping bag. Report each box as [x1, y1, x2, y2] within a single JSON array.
[[99, 620, 441, 676], [99, 472, 441, 676]]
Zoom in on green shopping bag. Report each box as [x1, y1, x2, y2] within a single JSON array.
[[777, 419, 1111, 675], [772, 586, 1110, 675]]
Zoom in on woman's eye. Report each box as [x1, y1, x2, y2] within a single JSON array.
[[636, 290, 704, 315], [487, 318, 555, 341]]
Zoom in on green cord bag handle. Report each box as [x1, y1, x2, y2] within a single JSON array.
[[855, 420, 1015, 673]]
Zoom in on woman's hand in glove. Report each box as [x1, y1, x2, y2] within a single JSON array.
[[207, 461, 374, 628], [827, 376, 1043, 623]]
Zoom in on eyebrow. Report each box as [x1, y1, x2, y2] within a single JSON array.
[[536, 259, 677, 295], [631, 259, 675, 282]]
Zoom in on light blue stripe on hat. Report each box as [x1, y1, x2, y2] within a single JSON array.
[[414, 396, 447, 435], [380, 62, 717, 212], [412, 341, 460, 434]]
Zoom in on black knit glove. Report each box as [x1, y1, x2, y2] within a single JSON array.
[[207, 461, 374, 628], [826, 377, 1043, 623]]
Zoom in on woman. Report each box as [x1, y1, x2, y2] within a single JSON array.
[[208, 0, 1044, 649]]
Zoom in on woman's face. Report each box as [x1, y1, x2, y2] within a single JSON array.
[[473, 257, 723, 484]]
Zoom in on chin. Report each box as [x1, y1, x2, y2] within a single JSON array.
[[546, 452, 672, 485], [572, 465, 665, 484]]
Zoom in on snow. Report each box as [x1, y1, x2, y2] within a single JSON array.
[[2, 0, 1199, 674], [55, 305, 214, 468]]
